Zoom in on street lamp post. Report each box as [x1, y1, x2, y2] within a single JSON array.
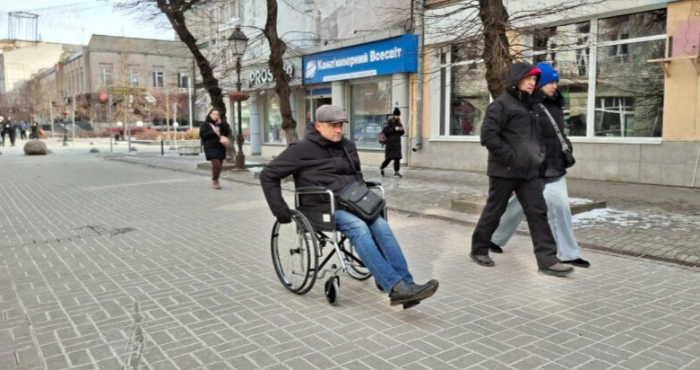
[[227, 26, 249, 170], [173, 122, 179, 150]]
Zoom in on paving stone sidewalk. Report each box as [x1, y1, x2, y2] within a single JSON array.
[[103, 147, 700, 265], [2, 151, 700, 370]]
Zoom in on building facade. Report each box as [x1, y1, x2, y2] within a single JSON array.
[[187, 0, 411, 159], [414, 0, 700, 187], [0, 41, 80, 118], [192, 0, 700, 187], [35, 35, 194, 130]]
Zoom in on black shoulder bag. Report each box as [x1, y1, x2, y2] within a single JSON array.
[[337, 147, 386, 222], [540, 103, 576, 169]]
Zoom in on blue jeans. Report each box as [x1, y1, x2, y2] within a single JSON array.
[[491, 175, 581, 261], [335, 210, 413, 293]]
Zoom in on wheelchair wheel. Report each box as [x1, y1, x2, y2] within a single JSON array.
[[271, 210, 319, 295], [344, 242, 372, 281], [324, 276, 340, 306]]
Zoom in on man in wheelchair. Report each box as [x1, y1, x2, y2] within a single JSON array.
[[260, 105, 439, 308]]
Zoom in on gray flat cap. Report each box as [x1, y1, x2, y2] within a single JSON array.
[[316, 105, 348, 124]]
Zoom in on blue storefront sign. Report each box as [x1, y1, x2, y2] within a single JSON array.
[[303, 35, 418, 84]]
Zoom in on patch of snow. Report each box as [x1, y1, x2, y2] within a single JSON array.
[[569, 197, 594, 205]]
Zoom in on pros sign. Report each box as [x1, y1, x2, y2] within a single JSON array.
[[249, 64, 294, 86]]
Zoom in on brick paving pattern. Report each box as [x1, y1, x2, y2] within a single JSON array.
[[1, 150, 700, 369]]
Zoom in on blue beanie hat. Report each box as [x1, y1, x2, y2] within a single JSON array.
[[536, 62, 559, 88]]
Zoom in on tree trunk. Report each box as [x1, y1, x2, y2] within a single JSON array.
[[264, 0, 298, 145], [479, 0, 512, 98], [155, 0, 235, 159]]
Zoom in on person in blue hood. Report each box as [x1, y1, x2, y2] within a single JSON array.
[[470, 61, 573, 277], [489, 62, 590, 268]]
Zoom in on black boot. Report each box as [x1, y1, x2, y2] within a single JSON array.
[[379, 166, 385, 177], [394, 172, 403, 178], [389, 280, 439, 306]]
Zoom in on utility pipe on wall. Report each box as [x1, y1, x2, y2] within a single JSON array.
[[412, 0, 425, 154]]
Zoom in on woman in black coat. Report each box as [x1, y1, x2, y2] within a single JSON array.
[[199, 109, 232, 190], [30, 122, 39, 139], [379, 107, 405, 178]]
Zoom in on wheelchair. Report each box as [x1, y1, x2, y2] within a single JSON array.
[[270, 181, 386, 306]]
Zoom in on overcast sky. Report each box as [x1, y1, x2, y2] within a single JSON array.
[[0, 0, 174, 45]]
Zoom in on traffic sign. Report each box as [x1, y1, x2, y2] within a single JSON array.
[[108, 86, 148, 95]]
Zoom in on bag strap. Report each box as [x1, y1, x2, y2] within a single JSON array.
[[539, 103, 570, 152], [339, 146, 364, 183]]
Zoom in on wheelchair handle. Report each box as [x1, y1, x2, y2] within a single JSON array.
[[296, 186, 329, 194], [294, 188, 336, 215]]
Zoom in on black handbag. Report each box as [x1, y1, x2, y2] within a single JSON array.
[[540, 104, 576, 169], [337, 147, 385, 222]]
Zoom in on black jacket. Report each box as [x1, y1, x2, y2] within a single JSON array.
[[199, 118, 232, 161], [382, 118, 404, 160], [538, 91, 573, 178], [480, 62, 545, 180], [260, 123, 361, 218], [2, 121, 14, 135]]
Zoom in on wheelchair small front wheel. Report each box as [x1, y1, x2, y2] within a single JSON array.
[[324, 276, 340, 306], [271, 210, 319, 295]]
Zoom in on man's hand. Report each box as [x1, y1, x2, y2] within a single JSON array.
[[277, 210, 292, 224]]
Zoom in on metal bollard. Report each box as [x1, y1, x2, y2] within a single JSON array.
[[161, 140, 164, 156]]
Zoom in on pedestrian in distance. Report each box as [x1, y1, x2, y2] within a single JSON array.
[[0, 116, 5, 146], [19, 121, 27, 140], [30, 122, 39, 140], [470, 61, 573, 277], [260, 105, 439, 309], [379, 107, 405, 178], [199, 108, 231, 190], [489, 62, 590, 268], [7, 117, 16, 146]]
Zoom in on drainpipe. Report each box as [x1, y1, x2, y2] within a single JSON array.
[[412, 0, 425, 153]]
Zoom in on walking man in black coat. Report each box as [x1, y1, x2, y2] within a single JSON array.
[[470, 62, 573, 277]]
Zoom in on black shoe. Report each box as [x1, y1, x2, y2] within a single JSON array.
[[562, 258, 590, 268], [539, 263, 574, 277], [403, 300, 420, 310], [389, 280, 439, 306], [402, 279, 440, 309], [470, 252, 494, 267], [489, 242, 503, 254], [394, 172, 403, 178], [380, 166, 385, 177]]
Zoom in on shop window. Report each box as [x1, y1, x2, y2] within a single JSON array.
[[264, 93, 283, 144], [594, 39, 665, 137], [233, 99, 250, 143], [350, 80, 392, 149], [597, 9, 666, 43], [439, 44, 489, 137]]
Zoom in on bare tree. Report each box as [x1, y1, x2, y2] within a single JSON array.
[[423, 0, 602, 98], [264, 0, 297, 144], [113, 0, 237, 158]]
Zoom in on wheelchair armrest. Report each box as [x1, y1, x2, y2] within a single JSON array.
[[296, 186, 329, 194], [365, 181, 381, 188]]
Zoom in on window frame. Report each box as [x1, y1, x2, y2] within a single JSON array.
[[431, 6, 666, 144], [152, 70, 164, 88]]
